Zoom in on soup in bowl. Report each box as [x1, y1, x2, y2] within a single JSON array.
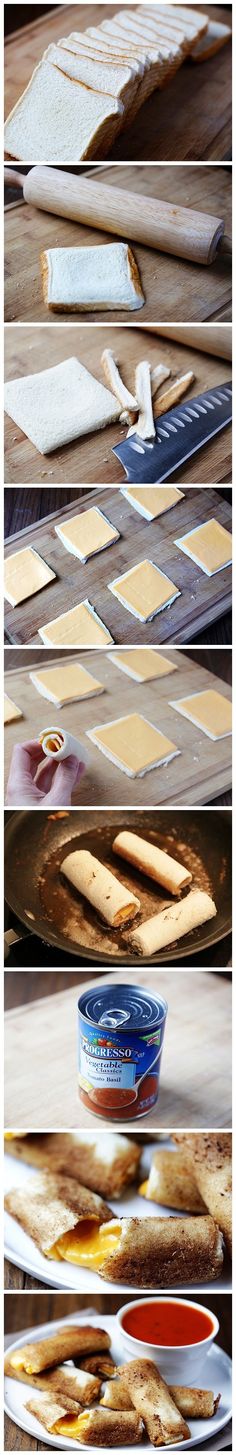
[[117, 1297, 219, 1382]]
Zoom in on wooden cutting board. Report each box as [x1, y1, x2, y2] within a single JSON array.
[[4, 3, 232, 162], [4, 647, 232, 808], [4, 163, 232, 325], [4, 968, 232, 1130], [4, 485, 232, 647], [4, 325, 232, 484]]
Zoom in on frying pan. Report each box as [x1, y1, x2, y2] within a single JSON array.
[[4, 810, 231, 966]]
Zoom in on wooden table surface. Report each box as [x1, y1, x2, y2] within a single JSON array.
[[4, 325, 232, 485], [4, 646, 232, 808], [4, 3, 232, 162], [4, 485, 232, 647], [4, 968, 232, 1132], [4, 163, 232, 325]]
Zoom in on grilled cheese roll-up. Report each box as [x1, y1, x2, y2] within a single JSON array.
[[4, 1131, 141, 1198], [62, 1407, 143, 1444], [139, 1148, 206, 1212], [7, 1325, 110, 1374], [101, 1377, 221, 1419], [4, 1357, 101, 1404], [43, 1213, 223, 1284], [5, 1171, 112, 1257], [120, 1359, 190, 1445], [174, 1133, 232, 1255]]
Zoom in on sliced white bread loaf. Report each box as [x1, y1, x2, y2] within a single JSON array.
[[4, 57, 123, 163], [41, 242, 144, 313], [4, 355, 121, 453], [140, 6, 208, 41]]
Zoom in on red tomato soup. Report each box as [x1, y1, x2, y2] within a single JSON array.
[[122, 1301, 214, 1347]]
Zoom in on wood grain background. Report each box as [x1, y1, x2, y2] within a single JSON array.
[[4, 3, 232, 161], [4, 163, 232, 325]]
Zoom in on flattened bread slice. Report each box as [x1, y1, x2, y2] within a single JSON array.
[[41, 242, 144, 313], [4, 58, 123, 163], [5, 1170, 112, 1255], [4, 355, 121, 455]]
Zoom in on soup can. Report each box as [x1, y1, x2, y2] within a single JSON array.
[[78, 983, 167, 1120]]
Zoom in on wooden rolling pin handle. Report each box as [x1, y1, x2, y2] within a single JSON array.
[[4, 167, 26, 188], [22, 166, 225, 267]]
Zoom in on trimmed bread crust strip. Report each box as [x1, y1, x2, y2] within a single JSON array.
[[154, 371, 195, 416]]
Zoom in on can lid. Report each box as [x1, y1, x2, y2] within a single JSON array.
[[78, 984, 167, 1031]]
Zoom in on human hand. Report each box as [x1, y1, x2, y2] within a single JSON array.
[[6, 740, 85, 807]]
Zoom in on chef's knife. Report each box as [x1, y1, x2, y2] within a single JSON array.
[[113, 382, 232, 483]]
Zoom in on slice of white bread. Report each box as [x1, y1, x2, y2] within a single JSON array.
[[46, 42, 137, 108], [4, 355, 121, 454], [41, 243, 144, 313], [86, 26, 153, 118], [4, 57, 123, 163], [190, 20, 231, 62], [61, 34, 145, 80], [138, 5, 208, 44]]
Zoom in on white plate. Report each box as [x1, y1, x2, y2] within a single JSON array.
[[4, 1312, 232, 1452], [4, 1142, 231, 1293]]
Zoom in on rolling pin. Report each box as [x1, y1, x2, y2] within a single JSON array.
[[147, 325, 232, 362], [4, 165, 231, 266]]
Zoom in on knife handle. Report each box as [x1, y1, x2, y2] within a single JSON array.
[[21, 165, 225, 266]]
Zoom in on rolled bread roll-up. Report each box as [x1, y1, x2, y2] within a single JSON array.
[[101, 1376, 133, 1409], [8, 1324, 110, 1374], [139, 1148, 206, 1212], [169, 1386, 221, 1419], [113, 830, 192, 895], [64, 1132, 142, 1198], [101, 1376, 221, 1419], [174, 1133, 232, 1256], [66, 1407, 144, 1445], [61, 848, 140, 926], [25, 1394, 81, 1434], [4, 1356, 100, 1405], [127, 889, 217, 956], [119, 1358, 190, 1446], [4, 1170, 112, 1257], [38, 725, 88, 764], [91, 1213, 223, 1286], [78, 1355, 116, 1377]]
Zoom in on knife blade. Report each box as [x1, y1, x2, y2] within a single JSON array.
[[113, 382, 232, 483]]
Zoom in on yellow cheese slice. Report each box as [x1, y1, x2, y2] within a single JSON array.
[[110, 649, 177, 681], [4, 693, 23, 724], [122, 486, 184, 519], [38, 600, 113, 647], [30, 661, 104, 705], [51, 1218, 121, 1268], [170, 688, 232, 740], [4, 547, 56, 606], [109, 559, 180, 620], [55, 506, 119, 560], [88, 713, 179, 775], [53, 1413, 87, 1436], [175, 519, 232, 576]]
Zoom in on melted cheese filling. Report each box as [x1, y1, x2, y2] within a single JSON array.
[[10, 1352, 35, 1373], [53, 1413, 89, 1437], [139, 1178, 148, 1196], [50, 1218, 121, 1267]]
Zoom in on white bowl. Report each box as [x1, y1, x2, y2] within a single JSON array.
[[117, 1297, 219, 1382]]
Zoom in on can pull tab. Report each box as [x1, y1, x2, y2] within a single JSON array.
[[98, 1008, 131, 1028]]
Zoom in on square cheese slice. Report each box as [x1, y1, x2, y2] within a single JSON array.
[[30, 662, 105, 706], [121, 486, 184, 520], [175, 519, 232, 576], [4, 356, 120, 455], [4, 547, 56, 606], [87, 713, 180, 776], [110, 649, 178, 681], [4, 693, 23, 724], [108, 559, 180, 621], [55, 507, 119, 562], [169, 689, 232, 740], [38, 600, 113, 648]]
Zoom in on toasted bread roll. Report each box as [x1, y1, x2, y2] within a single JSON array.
[[119, 1358, 190, 1445], [139, 1148, 206, 1212], [7, 1325, 110, 1374], [174, 1133, 232, 1255]]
